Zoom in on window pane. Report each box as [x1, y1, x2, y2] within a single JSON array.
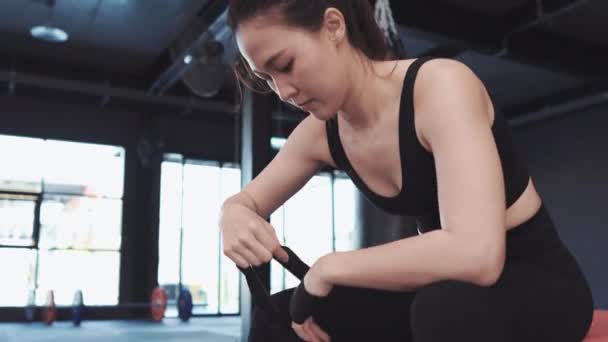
[[36, 250, 120, 306], [0, 194, 37, 247], [219, 165, 241, 314], [270, 206, 286, 295], [41, 140, 125, 198], [0, 135, 43, 193], [181, 161, 221, 314], [219, 247, 240, 314], [159, 158, 243, 316], [333, 176, 358, 252], [0, 248, 37, 306], [39, 196, 122, 250], [272, 175, 333, 291], [158, 161, 184, 288]]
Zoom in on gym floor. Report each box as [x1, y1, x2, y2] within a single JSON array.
[[0, 317, 241, 342]]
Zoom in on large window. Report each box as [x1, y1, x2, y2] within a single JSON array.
[[0, 135, 125, 307], [333, 175, 359, 252], [270, 172, 357, 294], [0, 193, 37, 247], [158, 155, 240, 316]]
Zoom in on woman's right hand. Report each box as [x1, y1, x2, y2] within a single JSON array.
[[220, 202, 289, 269]]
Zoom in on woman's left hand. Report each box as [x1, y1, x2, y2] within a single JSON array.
[[291, 317, 331, 342], [291, 255, 334, 341]]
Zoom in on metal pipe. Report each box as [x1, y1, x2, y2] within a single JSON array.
[[0, 69, 238, 115], [497, 0, 590, 56], [508, 90, 608, 127]]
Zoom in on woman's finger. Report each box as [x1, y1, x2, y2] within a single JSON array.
[[292, 322, 312, 341], [308, 318, 331, 342], [237, 245, 262, 266], [224, 250, 249, 269], [242, 233, 273, 264]]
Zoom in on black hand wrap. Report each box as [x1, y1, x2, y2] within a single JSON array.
[[277, 246, 309, 279], [235, 245, 318, 326], [289, 281, 323, 324]]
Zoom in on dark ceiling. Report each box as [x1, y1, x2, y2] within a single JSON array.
[[0, 0, 606, 127], [0, 0, 198, 73]]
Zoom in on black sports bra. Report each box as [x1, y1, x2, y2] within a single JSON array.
[[325, 57, 530, 233]]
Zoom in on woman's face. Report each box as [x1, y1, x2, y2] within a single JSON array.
[[236, 10, 350, 120]]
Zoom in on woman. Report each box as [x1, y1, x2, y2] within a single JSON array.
[[219, 1, 594, 341]]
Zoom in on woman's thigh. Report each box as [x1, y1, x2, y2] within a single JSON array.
[[317, 286, 416, 340], [410, 260, 593, 342]]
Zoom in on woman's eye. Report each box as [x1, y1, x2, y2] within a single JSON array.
[[280, 60, 293, 73]]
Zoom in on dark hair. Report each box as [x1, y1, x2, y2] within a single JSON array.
[[228, 0, 390, 93]]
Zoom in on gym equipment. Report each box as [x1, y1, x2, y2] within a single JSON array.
[[69, 287, 168, 323], [65, 287, 189, 325], [177, 288, 193, 322], [70, 287, 169, 323], [26, 286, 170, 325], [24, 289, 36, 322], [71, 290, 84, 326], [43, 290, 56, 325], [150, 286, 168, 321], [583, 310, 608, 341]]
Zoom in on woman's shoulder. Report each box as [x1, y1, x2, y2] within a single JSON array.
[[410, 57, 479, 84], [286, 114, 337, 168], [409, 57, 487, 107], [387, 57, 482, 96], [407, 57, 493, 149]]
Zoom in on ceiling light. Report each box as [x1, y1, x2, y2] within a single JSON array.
[[30, 0, 68, 43], [30, 25, 68, 43]]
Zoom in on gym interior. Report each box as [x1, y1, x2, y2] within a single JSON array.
[[0, 1, 606, 341]]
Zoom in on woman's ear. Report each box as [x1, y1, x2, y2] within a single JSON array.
[[322, 7, 346, 43]]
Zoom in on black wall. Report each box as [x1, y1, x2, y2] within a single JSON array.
[[514, 107, 608, 309]]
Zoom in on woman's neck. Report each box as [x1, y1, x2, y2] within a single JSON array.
[[338, 56, 401, 132]]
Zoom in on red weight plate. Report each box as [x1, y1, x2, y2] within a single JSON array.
[[44, 290, 56, 325], [150, 287, 167, 322]]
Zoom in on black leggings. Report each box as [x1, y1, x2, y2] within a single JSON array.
[[249, 206, 594, 342]]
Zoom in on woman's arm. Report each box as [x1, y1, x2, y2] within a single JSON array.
[[319, 59, 507, 290], [222, 114, 332, 219], [220, 114, 335, 267]]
